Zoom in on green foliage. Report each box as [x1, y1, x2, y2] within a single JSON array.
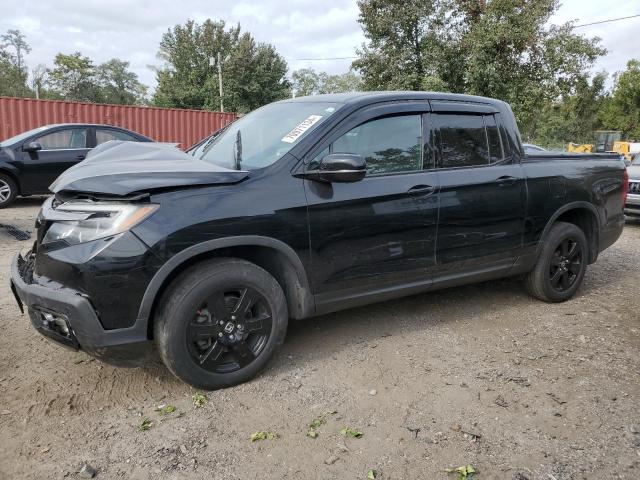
[[446, 464, 476, 479], [192, 392, 207, 407], [340, 426, 363, 438], [96, 58, 148, 105], [153, 19, 289, 113], [599, 60, 640, 140], [353, 0, 606, 139], [291, 68, 363, 96], [0, 29, 32, 97], [155, 404, 176, 415], [138, 418, 152, 431], [47, 52, 103, 102], [46, 53, 147, 104], [250, 431, 278, 441]]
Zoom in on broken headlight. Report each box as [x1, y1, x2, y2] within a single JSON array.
[[42, 201, 158, 246]]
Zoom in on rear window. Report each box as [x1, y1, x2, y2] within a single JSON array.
[[434, 113, 505, 168]]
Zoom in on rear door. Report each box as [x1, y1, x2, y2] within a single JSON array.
[[22, 127, 90, 192], [431, 102, 525, 278], [302, 102, 440, 312]]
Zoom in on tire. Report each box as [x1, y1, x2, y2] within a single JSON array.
[[0, 174, 17, 209], [525, 221, 588, 302], [154, 258, 288, 390]]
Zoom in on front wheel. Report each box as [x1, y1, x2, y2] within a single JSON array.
[[154, 258, 288, 390], [525, 221, 588, 302], [0, 174, 17, 209]]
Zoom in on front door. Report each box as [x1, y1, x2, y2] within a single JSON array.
[[302, 103, 440, 313], [431, 105, 525, 278], [21, 127, 90, 193]]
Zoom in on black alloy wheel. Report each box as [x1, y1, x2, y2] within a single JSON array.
[[548, 237, 583, 293], [187, 286, 273, 374], [154, 257, 288, 390], [525, 221, 588, 303]]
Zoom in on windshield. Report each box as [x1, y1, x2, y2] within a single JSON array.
[[0, 125, 50, 147], [632, 154, 640, 165], [197, 101, 341, 170]]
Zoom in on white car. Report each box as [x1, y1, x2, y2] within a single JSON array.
[[626, 154, 640, 220]]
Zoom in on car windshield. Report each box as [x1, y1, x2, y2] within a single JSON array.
[[0, 126, 50, 147], [632, 155, 640, 165], [197, 101, 341, 170]]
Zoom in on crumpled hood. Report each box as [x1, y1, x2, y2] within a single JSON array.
[[50, 141, 249, 196]]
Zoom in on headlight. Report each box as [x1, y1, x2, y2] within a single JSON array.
[[42, 201, 158, 246]]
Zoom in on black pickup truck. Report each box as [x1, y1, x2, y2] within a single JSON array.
[[10, 92, 627, 390]]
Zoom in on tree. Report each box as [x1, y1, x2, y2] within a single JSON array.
[[47, 52, 103, 102], [529, 72, 608, 147], [352, 0, 605, 138], [291, 68, 362, 96], [599, 60, 640, 140], [96, 58, 147, 104], [223, 33, 289, 112], [352, 0, 449, 91], [1, 29, 31, 72], [0, 29, 32, 97], [153, 19, 289, 113]]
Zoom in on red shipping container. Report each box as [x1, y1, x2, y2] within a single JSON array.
[[0, 96, 237, 149]]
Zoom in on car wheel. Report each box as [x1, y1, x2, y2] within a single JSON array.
[[0, 174, 17, 209], [525, 221, 588, 302], [154, 257, 288, 390]]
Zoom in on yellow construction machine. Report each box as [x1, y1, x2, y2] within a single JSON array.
[[568, 130, 640, 161]]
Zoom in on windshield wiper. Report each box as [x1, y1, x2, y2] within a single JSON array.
[[234, 129, 243, 170], [198, 123, 232, 157]]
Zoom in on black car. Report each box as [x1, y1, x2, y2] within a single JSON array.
[[10, 92, 625, 390], [0, 123, 152, 208]]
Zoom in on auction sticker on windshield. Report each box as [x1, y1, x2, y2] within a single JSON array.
[[281, 115, 323, 143]]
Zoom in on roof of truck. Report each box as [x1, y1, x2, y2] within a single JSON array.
[[281, 91, 506, 107]]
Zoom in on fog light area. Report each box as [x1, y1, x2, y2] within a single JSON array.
[[37, 309, 71, 337]]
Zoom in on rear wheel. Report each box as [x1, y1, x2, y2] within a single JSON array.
[[525, 221, 588, 302], [0, 174, 17, 209], [154, 258, 288, 390]]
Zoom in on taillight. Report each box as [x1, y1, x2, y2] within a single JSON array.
[[622, 168, 629, 203]]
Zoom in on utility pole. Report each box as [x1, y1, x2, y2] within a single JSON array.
[[210, 54, 224, 113], [217, 52, 224, 113]]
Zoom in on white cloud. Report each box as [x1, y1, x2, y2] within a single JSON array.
[[0, 0, 637, 92]]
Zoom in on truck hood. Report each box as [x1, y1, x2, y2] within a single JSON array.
[[50, 141, 249, 196]]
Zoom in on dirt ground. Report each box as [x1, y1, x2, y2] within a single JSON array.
[[0, 197, 638, 480]]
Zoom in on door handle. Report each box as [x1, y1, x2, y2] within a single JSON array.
[[407, 184, 435, 195], [75, 154, 86, 160], [496, 175, 517, 186]]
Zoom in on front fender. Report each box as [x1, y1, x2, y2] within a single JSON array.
[[136, 235, 314, 337]]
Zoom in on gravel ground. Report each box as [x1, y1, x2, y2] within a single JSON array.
[[0, 197, 638, 480]]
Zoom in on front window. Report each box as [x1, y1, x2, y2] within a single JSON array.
[[36, 128, 88, 149], [197, 101, 341, 170], [319, 114, 423, 175]]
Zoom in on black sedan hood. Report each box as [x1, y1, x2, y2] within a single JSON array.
[[50, 141, 248, 196]]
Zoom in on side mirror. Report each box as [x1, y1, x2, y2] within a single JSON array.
[[301, 153, 366, 183], [24, 141, 43, 153]]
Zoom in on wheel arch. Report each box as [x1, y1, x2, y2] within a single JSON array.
[[0, 167, 21, 194], [139, 236, 314, 339], [536, 202, 600, 264]]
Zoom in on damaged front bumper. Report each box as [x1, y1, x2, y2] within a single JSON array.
[[10, 252, 154, 366]]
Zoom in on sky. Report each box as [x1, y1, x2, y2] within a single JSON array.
[[2, 0, 639, 92]]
